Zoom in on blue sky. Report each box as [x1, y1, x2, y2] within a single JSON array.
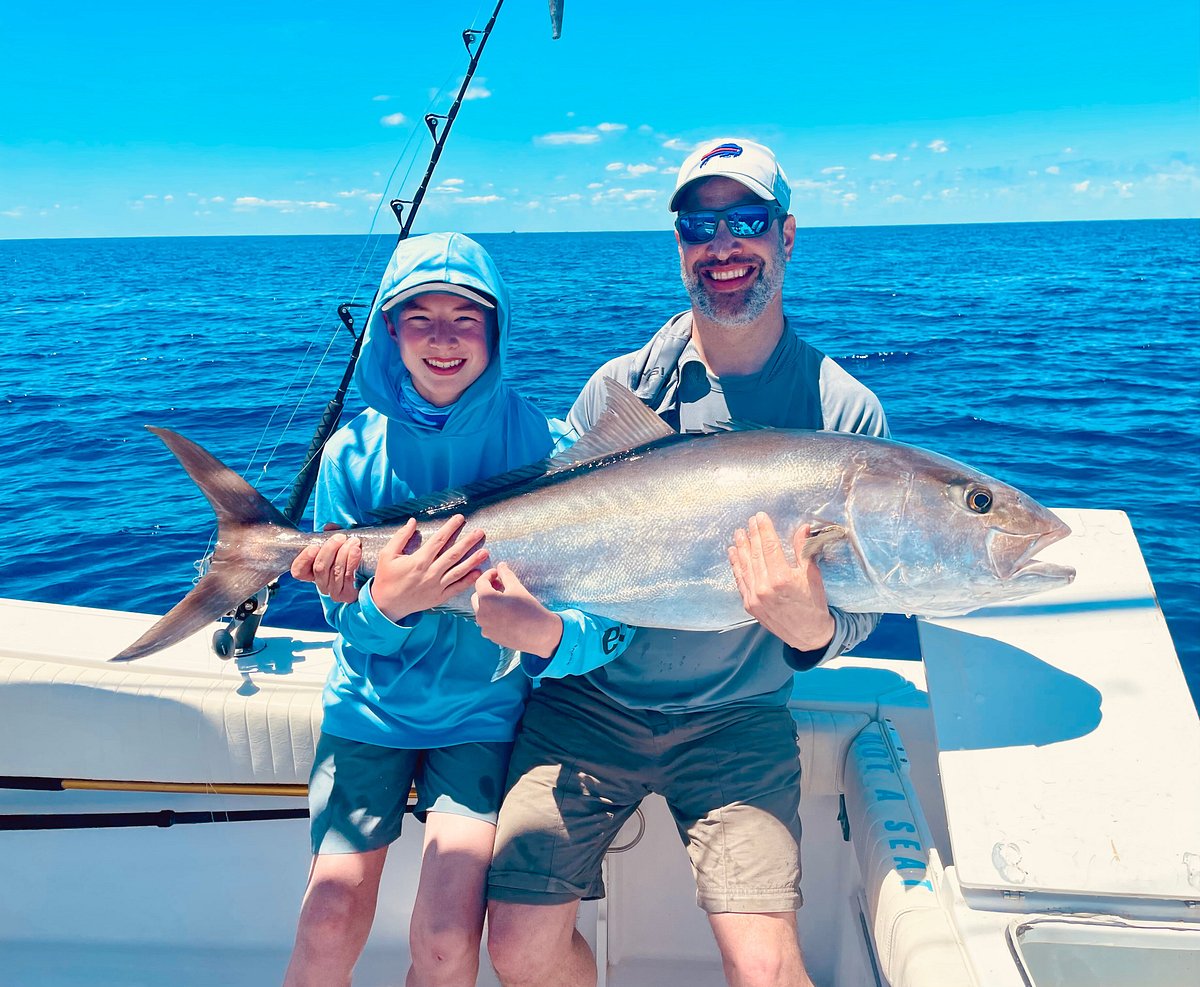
[[2, 1, 1197, 238]]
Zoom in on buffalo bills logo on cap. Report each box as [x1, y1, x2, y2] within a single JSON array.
[[698, 143, 743, 168]]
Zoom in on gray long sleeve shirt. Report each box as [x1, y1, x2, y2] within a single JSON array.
[[561, 311, 889, 713]]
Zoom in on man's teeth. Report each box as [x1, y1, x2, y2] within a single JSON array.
[[426, 358, 464, 369], [708, 267, 750, 281]]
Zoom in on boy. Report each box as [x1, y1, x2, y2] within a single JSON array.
[[283, 233, 558, 987]]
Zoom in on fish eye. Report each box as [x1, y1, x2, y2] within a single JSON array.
[[966, 487, 993, 514]]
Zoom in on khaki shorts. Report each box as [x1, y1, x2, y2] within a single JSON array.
[[488, 676, 803, 914]]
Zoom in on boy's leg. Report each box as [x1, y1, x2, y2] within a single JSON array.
[[285, 733, 417, 986], [283, 847, 389, 987], [410, 739, 519, 986], [407, 812, 496, 987]]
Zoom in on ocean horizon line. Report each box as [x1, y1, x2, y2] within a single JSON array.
[[2, 215, 1196, 245]]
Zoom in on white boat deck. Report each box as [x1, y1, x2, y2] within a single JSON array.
[[2, 508, 1198, 986]]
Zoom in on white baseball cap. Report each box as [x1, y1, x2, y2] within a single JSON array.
[[669, 138, 791, 213], [382, 281, 495, 313]]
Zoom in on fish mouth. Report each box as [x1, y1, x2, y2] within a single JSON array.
[[987, 514, 1076, 585]]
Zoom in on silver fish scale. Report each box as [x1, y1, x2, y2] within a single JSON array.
[[443, 431, 859, 630]]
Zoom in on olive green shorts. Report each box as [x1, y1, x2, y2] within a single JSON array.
[[309, 732, 513, 855], [488, 676, 803, 914]]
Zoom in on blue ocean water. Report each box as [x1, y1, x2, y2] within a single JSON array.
[[1, 221, 1197, 706]]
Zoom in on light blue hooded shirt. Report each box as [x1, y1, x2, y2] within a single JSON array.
[[314, 233, 557, 748]]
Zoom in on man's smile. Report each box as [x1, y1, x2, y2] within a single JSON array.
[[700, 263, 757, 291]]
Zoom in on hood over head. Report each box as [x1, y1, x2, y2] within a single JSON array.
[[356, 232, 512, 429]]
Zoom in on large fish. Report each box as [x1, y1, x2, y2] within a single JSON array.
[[113, 381, 1075, 662]]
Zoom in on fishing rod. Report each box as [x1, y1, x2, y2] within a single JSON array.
[[214, 0, 565, 658]]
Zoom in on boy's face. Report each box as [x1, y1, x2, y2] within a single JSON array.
[[386, 292, 493, 407]]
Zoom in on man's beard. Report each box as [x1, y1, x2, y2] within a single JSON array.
[[682, 243, 786, 328]]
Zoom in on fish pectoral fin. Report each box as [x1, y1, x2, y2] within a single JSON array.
[[799, 523, 848, 561], [491, 647, 523, 682]]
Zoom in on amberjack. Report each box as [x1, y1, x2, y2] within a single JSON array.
[[113, 381, 1075, 661]]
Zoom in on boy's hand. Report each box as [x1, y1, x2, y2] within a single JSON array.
[[728, 513, 836, 652], [291, 524, 362, 604], [370, 515, 489, 623], [472, 563, 563, 659]]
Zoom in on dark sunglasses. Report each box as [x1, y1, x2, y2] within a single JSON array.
[[675, 203, 784, 244]]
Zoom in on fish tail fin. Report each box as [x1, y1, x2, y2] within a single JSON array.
[[111, 427, 301, 662]]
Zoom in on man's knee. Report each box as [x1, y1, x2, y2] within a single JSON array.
[[486, 899, 577, 979]]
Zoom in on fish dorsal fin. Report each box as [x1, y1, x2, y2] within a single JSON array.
[[544, 377, 676, 470], [365, 379, 677, 526], [363, 462, 547, 525]]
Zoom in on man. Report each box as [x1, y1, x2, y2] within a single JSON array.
[[472, 138, 888, 987]]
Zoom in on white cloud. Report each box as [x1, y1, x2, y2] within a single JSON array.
[[662, 138, 693, 152], [885, 195, 906, 204], [927, 139, 949, 154], [587, 182, 603, 189], [380, 113, 407, 127], [1063, 147, 1075, 154], [525, 200, 542, 209], [456, 194, 502, 204], [464, 83, 491, 100], [143, 194, 157, 200], [870, 152, 898, 162], [1113, 181, 1133, 198], [842, 193, 858, 204], [1045, 165, 1061, 175], [638, 124, 653, 134], [0, 207, 24, 218], [821, 166, 845, 175], [537, 131, 601, 145], [233, 197, 336, 212], [164, 194, 174, 202], [552, 193, 582, 202], [1072, 180, 1091, 193], [605, 162, 624, 171], [597, 122, 627, 132], [337, 189, 384, 203], [372, 94, 391, 102], [624, 189, 657, 202], [626, 163, 657, 176]]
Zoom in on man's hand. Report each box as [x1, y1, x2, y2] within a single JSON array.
[[291, 524, 361, 604], [471, 562, 564, 659], [369, 515, 489, 623], [728, 512, 836, 653]]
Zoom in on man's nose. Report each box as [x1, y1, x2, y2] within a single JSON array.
[[705, 220, 740, 259]]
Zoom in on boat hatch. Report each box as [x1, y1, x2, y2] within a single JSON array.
[[919, 509, 1200, 914], [1007, 918, 1200, 987]]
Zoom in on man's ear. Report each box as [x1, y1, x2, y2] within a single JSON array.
[[782, 214, 797, 261]]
